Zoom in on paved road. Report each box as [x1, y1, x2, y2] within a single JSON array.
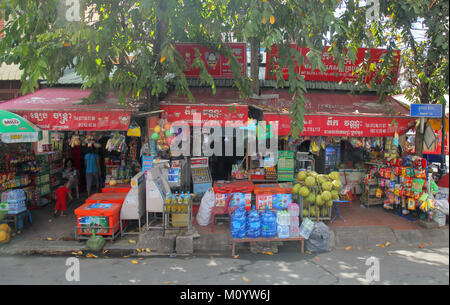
[[0, 244, 448, 287]]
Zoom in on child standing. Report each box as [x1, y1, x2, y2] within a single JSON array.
[[54, 180, 73, 217]]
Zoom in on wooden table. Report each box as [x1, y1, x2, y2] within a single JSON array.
[[231, 236, 305, 256]]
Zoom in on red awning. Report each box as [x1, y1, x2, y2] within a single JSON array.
[[0, 88, 134, 131], [259, 90, 415, 137], [160, 88, 249, 126]]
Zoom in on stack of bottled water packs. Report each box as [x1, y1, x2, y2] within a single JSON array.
[[1, 189, 27, 214], [230, 204, 301, 239], [288, 203, 300, 237]]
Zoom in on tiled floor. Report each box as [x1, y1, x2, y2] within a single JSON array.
[[329, 199, 425, 230]]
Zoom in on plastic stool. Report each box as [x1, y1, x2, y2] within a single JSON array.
[[331, 200, 349, 223]]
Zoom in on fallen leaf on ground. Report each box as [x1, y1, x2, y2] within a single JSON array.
[[128, 239, 137, 244], [136, 248, 141, 253], [146, 248, 151, 253], [262, 251, 273, 255], [385, 242, 391, 247], [86, 253, 98, 258], [242, 276, 249, 282], [345, 246, 352, 251], [305, 251, 312, 255], [102, 250, 109, 254], [123, 255, 130, 258], [131, 260, 139, 264], [233, 255, 239, 259], [418, 244, 424, 249], [46, 237, 53, 241]]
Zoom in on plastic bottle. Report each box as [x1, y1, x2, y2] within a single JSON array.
[[230, 207, 246, 238], [246, 206, 261, 238], [165, 192, 172, 212], [261, 206, 276, 238]]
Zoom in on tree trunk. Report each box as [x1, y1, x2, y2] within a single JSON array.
[[250, 37, 260, 96], [415, 124, 425, 157]]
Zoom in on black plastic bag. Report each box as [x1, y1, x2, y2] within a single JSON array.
[[305, 222, 330, 253]]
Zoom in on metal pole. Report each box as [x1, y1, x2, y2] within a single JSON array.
[[441, 101, 447, 175]]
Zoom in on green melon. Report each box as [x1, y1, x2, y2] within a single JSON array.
[[315, 194, 324, 206], [332, 179, 342, 190], [292, 184, 301, 194], [321, 191, 332, 201], [306, 193, 316, 204], [331, 190, 339, 200], [329, 171, 340, 181], [302, 209, 309, 217], [326, 200, 333, 208], [322, 181, 333, 191], [299, 186, 310, 197], [305, 176, 316, 187], [297, 171, 307, 181]]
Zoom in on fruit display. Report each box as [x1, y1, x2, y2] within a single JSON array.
[[291, 170, 343, 221]]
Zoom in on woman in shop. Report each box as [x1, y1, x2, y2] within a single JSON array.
[[62, 158, 79, 199]]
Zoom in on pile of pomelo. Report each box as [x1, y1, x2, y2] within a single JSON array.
[[293, 170, 342, 218]]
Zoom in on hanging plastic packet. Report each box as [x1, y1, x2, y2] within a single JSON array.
[[412, 178, 425, 193], [376, 188, 383, 198], [408, 198, 416, 210]]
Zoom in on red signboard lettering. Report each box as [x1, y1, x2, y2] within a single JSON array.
[[175, 43, 247, 79], [14, 110, 131, 131], [265, 45, 400, 84]]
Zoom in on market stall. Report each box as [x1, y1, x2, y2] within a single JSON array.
[[0, 88, 141, 198], [0, 110, 41, 234]]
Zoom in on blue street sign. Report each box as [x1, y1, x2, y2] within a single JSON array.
[[410, 104, 443, 118]]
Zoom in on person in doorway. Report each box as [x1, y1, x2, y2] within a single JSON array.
[[54, 180, 73, 217], [84, 146, 101, 196], [62, 158, 79, 199]]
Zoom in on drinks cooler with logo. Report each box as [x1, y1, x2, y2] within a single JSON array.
[[74, 192, 128, 241]]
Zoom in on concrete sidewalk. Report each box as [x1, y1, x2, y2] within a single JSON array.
[[0, 196, 448, 257], [1, 224, 448, 257]]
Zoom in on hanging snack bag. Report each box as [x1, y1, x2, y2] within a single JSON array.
[[408, 198, 416, 210], [401, 167, 407, 177], [405, 177, 413, 188], [376, 188, 383, 198], [414, 169, 426, 179], [414, 192, 422, 200], [406, 168, 415, 177], [412, 178, 425, 193]]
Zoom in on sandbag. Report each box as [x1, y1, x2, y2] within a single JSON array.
[[305, 222, 330, 253], [196, 188, 216, 226]]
